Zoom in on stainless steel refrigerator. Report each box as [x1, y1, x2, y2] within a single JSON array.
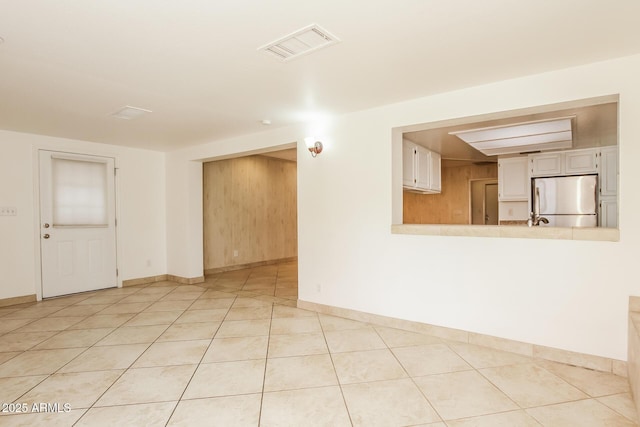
[[532, 175, 598, 227]]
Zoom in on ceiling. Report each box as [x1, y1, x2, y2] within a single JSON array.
[[404, 102, 618, 167], [1, 1, 639, 152]]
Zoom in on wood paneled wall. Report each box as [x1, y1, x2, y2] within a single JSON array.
[[403, 163, 497, 224], [203, 155, 297, 270]]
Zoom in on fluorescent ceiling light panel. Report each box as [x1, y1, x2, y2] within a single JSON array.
[[449, 117, 574, 156], [110, 106, 152, 120], [476, 140, 572, 156], [471, 131, 572, 150], [258, 24, 340, 62]]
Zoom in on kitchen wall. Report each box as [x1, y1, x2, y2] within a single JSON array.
[[165, 53, 640, 361], [403, 163, 497, 224], [0, 130, 166, 300], [203, 155, 297, 270]]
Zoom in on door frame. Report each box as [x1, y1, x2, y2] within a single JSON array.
[[32, 145, 122, 301], [197, 141, 298, 276], [483, 182, 499, 225], [468, 178, 498, 225]]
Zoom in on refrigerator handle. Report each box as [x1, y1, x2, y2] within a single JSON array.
[[528, 186, 549, 226]]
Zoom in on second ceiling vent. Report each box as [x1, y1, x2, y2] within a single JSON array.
[[258, 24, 340, 62]]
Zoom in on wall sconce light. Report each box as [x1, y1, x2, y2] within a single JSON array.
[[304, 137, 323, 157]]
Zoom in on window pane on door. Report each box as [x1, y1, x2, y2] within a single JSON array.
[[52, 158, 108, 226]]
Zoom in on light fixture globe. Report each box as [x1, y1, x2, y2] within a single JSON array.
[[304, 137, 323, 157]]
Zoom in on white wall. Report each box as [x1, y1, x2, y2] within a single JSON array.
[[166, 54, 640, 361], [165, 156, 202, 279], [0, 138, 37, 300], [0, 130, 166, 300], [165, 130, 297, 279], [116, 147, 167, 281]]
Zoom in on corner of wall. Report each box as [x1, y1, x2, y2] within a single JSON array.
[[628, 296, 640, 417]]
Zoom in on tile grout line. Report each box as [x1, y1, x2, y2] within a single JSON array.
[[370, 326, 446, 425], [442, 340, 524, 414], [594, 394, 640, 423], [452, 341, 603, 421], [534, 361, 618, 399], [161, 274, 233, 426], [10, 293, 153, 409], [1, 288, 149, 380], [257, 299, 274, 427], [12, 284, 166, 425], [0, 267, 287, 426], [70, 328, 173, 423], [318, 314, 355, 427], [69, 280, 208, 425], [471, 360, 631, 423], [33, 292, 138, 349]]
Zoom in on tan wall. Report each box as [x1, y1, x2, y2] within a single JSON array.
[[203, 155, 297, 269], [403, 163, 497, 224]]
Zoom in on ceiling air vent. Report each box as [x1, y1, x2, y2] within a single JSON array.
[[258, 24, 340, 62]]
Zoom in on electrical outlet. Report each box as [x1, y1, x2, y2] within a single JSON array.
[[233, 249, 239, 257], [0, 207, 17, 216], [316, 283, 321, 293], [146, 259, 151, 267]]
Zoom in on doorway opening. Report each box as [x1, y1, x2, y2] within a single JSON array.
[[470, 179, 498, 225], [201, 147, 298, 301]]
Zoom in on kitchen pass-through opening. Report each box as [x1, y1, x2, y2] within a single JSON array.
[[397, 95, 618, 231]]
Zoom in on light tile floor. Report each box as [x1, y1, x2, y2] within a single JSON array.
[[0, 261, 637, 426]]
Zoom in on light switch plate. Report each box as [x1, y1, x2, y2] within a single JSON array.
[[0, 207, 17, 216]]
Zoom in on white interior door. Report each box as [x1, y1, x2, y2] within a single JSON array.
[[39, 150, 117, 298]]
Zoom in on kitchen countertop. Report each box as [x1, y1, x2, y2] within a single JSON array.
[[498, 220, 528, 226], [392, 224, 619, 242]]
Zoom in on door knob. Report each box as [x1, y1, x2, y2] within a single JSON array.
[[43, 223, 50, 228], [43, 234, 50, 239]]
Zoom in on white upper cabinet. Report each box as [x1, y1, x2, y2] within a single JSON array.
[[531, 148, 599, 177], [402, 140, 441, 193], [430, 151, 442, 192], [415, 145, 431, 189], [402, 141, 416, 187], [599, 146, 618, 196], [565, 148, 598, 174], [530, 152, 563, 176], [498, 157, 529, 201]]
